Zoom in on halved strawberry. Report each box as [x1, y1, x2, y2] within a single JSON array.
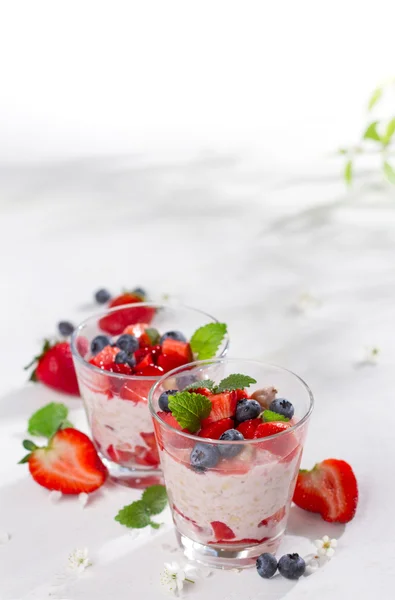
[[201, 391, 238, 426], [199, 418, 234, 439], [160, 339, 193, 368], [89, 345, 120, 369], [293, 459, 358, 523], [210, 521, 235, 540], [253, 421, 295, 456], [22, 428, 107, 494], [99, 294, 155, 335], [26, 341, 79, 396], [258, 506, 286, 528], [236, 418, 261, 439]]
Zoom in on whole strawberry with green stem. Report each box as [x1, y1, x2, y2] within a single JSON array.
[[26, 340, 80, 396]]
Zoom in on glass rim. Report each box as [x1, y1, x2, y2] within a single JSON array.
[[70, 302, 230, 381], [148, 357, 314, 445]]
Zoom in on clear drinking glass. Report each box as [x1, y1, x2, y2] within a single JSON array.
[[71, 303, 229, 489], [149, 358, 313, 569]]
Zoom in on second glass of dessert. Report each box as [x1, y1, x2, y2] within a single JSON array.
[[71, 303, 228, 488], [149, 358, 313, 568]]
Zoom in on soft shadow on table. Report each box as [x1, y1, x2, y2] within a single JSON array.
[[286, 505, 346, 540], [0, 384, 81, 420]]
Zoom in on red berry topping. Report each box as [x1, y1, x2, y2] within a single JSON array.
[[210, 521, 235, 541], [28, 341, 80, 396], [201, 391, 238, 426], [236, 418, 261, 439], [99, 294, 155, 335], [199, 418, 234, 439]]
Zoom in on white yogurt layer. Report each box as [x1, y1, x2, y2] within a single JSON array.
[[80, 384, 154, 458], [161, 447, 301, 544]]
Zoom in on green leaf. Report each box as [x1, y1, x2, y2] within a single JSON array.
[[145, 328, 160, 345], [115, 500, 152, 529], [184, 379, 216, 392], [28, 403, 73, 439], [382, 118, 395, 145], [168, 391, 212, 433], [261, 410, 290, 423], [368, 87, 383, 111], [149, 521, 161, 529], [190, 322, 227, 360], [22, 440, 38, 451], [363, 121, 381, 142], [141, 485, 167, 515], [18, 454, 32, 464], [338, 147, 348, 155], [344, 159, 353, 186], [383, 161, 395, 184], [217, 374, 257, 393]]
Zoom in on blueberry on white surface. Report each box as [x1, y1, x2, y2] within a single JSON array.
[[278, 553, 306, 580], [58, 321, 74, 336], [218, 429, 244, 458], [190, 443, 220, 472], [235, 399, 261, 423], [95, 288, 111, 304], [256, 553, 278, 578], [90, 335, 111, 355], [269, 398, 294, 420]]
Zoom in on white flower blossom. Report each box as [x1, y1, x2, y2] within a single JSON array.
[[160, 561, 194, 595], [305, 555, 321, 574], [364, 346, 380, 365], [67, 548, 91, 573], [0, 531, 10, 544], [78, 493, 89, 508], [49, 491, 62, 503], [314, 535, 337, 558]]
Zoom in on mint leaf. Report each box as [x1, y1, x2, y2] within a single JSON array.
[[168, 391, 211, 432], [28, 403, 73, 438], [145, 328, 160, 345], [383, 161, 395, 184], [344, 159, 353, 186], [115, 501, 154, 529], [184, 379, 216, 392], [262, 410, 290, 423], [363, 121, 381, 142], [368, 87, 383, 111], [383, 118, 395, 145], [141, 485, 167, 515], [217, 374, 257, 393], [190, 322, 227, 360]]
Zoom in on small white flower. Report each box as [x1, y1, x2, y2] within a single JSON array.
[[0, 531, 10, 544], [78, 493, 89, 508], [160, 561, 194, 595], [314, 535, 337, 558], [305, 555, 320, 574], [364, 346, 380, 364], [49, 491, 62, 503], [67, 547, 91, 573]]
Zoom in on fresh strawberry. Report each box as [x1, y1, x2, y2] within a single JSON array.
[[157, 353, 184, 373], [293, 459, 358, 523], [253, 421, 294, 456], [136, 364, 164, 377], [99, 293, 155, 335], [27, 341, 79, 396], [123, 323, 149, 338], [160, 339, 193, 368], [193, 387, 213, 397], [22, 428, 107, 494], [89, 345, 120, 369], [199, 418, 234, 439], [108, 362, 133, 375], [236, 418, 261, 439], [201, 391, 238, 426], [134, 445, 160, 466], [120, 379, 153, 403], [210, 521, 235, 540], [155, 411, 192, 450], [235, 389, 249, 400], [258, 506, 286, 528], [135, 430, 160, 467]]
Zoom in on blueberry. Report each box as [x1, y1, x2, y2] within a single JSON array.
[[160, 331, 187, 344], [269, 398, 294, 420], [235, 399, 261, 423], [115, 334, 139, 353], [256, 553, 278, 579], [158, 389, 178, 413], [58, 321, 74, 336], [91, 335, 111, 355], [278, 553, 306, 580], [114, 350, 129, 364], [218, 429, 244, 458], [190, 443, 220, 472], [95, 288, 111, 304], [177, 372, 197, 390], [127, 355, 136, 368], [133, 287, 147, 298]]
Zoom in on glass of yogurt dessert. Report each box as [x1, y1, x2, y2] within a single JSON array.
[[71, 303, 228, 489], [149, 358, 313, 568]]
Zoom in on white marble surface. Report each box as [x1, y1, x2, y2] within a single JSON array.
[[1, 153, 395, 599]]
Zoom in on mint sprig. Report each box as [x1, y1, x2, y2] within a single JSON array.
[[216, 374, 257, 393], [28, 403, 73, 439], [115, 484, 167, 529], [184, 379, 216, 392], [190, 322, 227, 360], [168, 392, 211, 433], [261, 409, 290, 423]]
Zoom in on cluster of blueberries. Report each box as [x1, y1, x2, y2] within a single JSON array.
[[158, 389, 295, 471]]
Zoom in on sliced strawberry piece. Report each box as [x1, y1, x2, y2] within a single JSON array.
[[99, 294, 155, 335], [160, 339, 193, 368], [199, 418, 234, 439], [26, 428, 107, 494], [236, 418, 261, 439], [253, 421, 295, 456], [134, 445, 160, 466], [120, 379, 153, 403], [193, 387, 213, 397], [235, 389, 249, 400], [209, 536, 269, 545], [136, 364, 164, 377], [293, 459, 358, 523], [201, 391, 238, 426], [155, 411, 192, 450], [258, 506, 286, 527], [157, 353, 183, 373], [173, 504, 204, 531], [123, 323, 149, 339], [89, 345, 120, 369], [27, 341, 80, 396], [210, 521, 235, 540], [135, 353, 154, 370], [108, 362, 133, 375]]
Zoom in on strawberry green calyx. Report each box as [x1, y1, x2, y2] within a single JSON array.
[[24, 339, 52, 380], [18, 439, 39, 464]]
